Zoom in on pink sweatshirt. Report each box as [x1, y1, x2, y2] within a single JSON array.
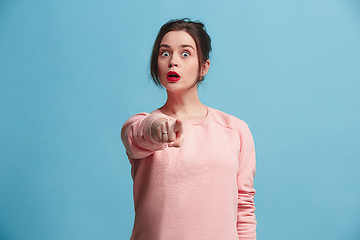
[[121, 106, 256, 240]]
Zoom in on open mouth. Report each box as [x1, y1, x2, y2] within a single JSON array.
[[166, 71, 181, 82]]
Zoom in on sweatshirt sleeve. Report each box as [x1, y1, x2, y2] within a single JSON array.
[[121, 111, 171, 160], [236, 120, 257, 240]]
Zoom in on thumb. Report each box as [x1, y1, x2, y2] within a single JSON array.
[[169, 132, 184, 148]]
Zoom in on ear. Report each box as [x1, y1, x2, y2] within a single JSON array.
[[200, 59, 210, 78]]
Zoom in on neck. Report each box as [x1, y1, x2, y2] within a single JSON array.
[[160, 86, 206, 119]]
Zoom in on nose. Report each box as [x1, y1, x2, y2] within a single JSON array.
[[168, 55, 179, 68]]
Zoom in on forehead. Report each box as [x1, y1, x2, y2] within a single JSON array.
[[160, 31, 196, 49]]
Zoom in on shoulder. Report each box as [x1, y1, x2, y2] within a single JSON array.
[[123, 112, 149, 125], [208, 107, 250, 131], [209, 107, 255, 151], [123, 109, 161, 122], [122, 109, 171, 128]]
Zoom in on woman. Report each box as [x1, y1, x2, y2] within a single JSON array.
[[121, 18, 257, 240]]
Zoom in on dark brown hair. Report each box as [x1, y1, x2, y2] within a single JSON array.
[[150, 18, 212, 86]]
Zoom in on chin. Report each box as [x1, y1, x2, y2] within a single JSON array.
[[166, 84, 198, 93]]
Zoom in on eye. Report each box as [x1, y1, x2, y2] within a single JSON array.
[[182, 51, 190, 57], [161, 51, 170, 57]]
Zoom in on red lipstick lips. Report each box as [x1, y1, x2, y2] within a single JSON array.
[[166, 71, 180, 82]]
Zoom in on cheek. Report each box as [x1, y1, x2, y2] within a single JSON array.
[[157, 61, 168, 82], [157, 59, 167, 72], [189, 60, 200, 74]]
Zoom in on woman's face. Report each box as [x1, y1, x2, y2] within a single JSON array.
[[157, 30, 209, 92]]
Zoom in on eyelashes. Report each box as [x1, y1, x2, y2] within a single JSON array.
[[161, 51, 170, 57], [160, 50, 191, 57], [182, 52, 190, 57]]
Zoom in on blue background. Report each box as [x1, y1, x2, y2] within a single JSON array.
[[1, 0, 359, 239]]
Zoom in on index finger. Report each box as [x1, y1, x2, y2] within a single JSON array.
[[173, 119, 183, 134]]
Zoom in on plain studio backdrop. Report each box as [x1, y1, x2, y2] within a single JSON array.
[[0, 0, 359, 239]]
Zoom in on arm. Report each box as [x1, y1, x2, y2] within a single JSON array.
[[237, 120, 257, 240], [121, 112, 171, 160]]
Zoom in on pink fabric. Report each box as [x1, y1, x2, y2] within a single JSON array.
[[121, 106, 256, 240]]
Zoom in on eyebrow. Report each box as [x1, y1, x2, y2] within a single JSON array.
[[159, 44, 195, 50]]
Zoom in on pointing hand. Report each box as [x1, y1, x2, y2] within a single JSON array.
[[151, 118, 184, 147]]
